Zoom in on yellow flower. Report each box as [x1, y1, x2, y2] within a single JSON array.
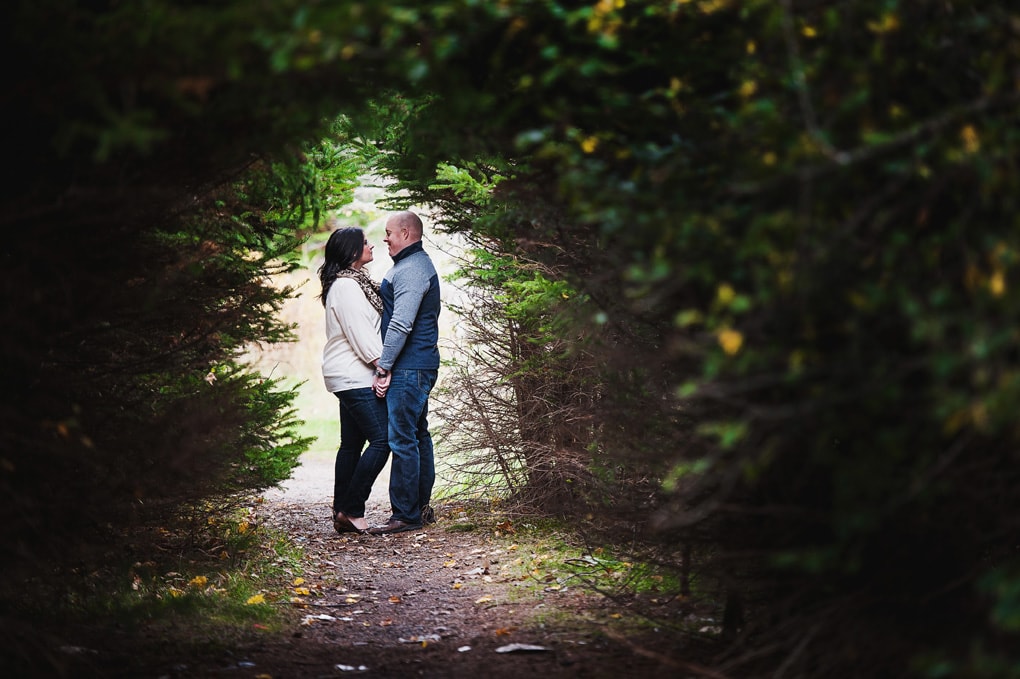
[[716, 283, 736, 305], [717, 328, 744, 355], [739, 80, 757, 98], [801, 25, 817, 38], [580, 136, 599, 154]]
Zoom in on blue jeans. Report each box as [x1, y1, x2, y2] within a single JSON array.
[[333, 387, 390, 519], [386, 369, 437, 524]]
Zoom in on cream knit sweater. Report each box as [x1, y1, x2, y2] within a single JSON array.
[[322, 277, 382, 393]]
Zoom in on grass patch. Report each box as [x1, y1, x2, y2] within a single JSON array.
[[2, 497, 308, 674], [459, 512, 699, 636]]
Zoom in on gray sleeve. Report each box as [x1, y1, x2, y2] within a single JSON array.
[[378, 259, 432, 369]]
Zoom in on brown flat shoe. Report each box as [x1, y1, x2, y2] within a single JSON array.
[[333, 512, 367, 535], [367, 519, 422, 535]]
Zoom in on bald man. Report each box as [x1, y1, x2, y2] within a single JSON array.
[[369, 211, 441, 534]]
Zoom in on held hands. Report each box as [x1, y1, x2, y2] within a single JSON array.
[[373, 367, 391, 398]]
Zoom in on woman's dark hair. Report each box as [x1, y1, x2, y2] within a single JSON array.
[[317, 226, 365, 306]]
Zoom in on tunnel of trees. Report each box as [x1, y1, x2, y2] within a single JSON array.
[[2, 1, 1019, 677]]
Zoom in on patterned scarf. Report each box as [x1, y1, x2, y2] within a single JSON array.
[[336, 267, 382, 315]]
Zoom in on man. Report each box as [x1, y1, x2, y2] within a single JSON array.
[[369, 211, 441, 535]]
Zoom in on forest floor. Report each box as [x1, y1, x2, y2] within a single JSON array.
[[27, 454, 719, 679], [223, 496, 709, 679]]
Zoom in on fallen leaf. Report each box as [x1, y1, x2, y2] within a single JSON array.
[[246, 594, 265, 605], [452, 583, 462, 590], [495, 643, 548, 653], [388, 595, 402, 603], [399, 634, 441, 644], [292, 577, 305, 586], [474, 596, 492, 604]]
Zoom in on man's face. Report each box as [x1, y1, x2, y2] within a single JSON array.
[[383, 219, 410, 258]]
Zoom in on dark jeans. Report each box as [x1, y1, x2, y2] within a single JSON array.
[[386, 368, 437, 524], [333, 387, 390, 519]]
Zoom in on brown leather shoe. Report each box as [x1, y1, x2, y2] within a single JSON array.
[[333, 512, 367, 535], [367, 519, 423, 535]]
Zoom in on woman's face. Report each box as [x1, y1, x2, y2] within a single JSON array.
[[354, 236, 374, 268]]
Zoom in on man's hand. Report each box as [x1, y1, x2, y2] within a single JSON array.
[[373, 368, 391, 398]]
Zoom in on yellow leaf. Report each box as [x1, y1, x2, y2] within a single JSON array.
[[292, 577, 305, 586], [867, 13, 900, 33], [739, 80, 757, 98], [452, 583, 463, 589], [237, 520, 249, 534], [389, 595, 402, 603], [717, 328, 744, 356], [989, 270, 1005, 297], [580, 136, 599, 154], [188, 575, 208, 588], [961, 124, 980, 154], [475, 596, 493, 604], [801, 25, 817, 37], [716, 283, 736, 305], [293, 587, 311, 596], [246, 593, 265, 605]]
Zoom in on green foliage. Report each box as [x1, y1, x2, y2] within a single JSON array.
[[1, 0, 367, 579], [329, 0, 1020, 675], [6, 0, 1020, 676]]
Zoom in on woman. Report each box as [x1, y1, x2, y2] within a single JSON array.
[[318, 225, 389, 534]]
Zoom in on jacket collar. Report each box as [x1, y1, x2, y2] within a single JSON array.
[[392, 240, 424, 264]]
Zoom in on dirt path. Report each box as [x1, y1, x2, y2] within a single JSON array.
[[234, 470, 683, 678], [227, 216, 688, 677]]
